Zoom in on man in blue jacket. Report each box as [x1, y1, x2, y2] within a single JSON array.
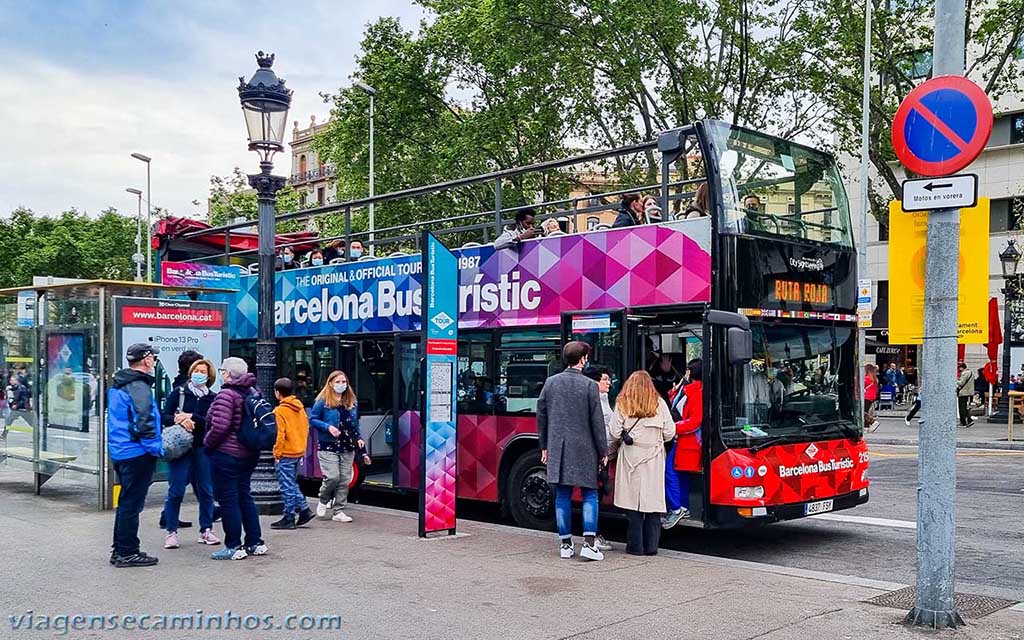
[[107, 343, 163, 568]]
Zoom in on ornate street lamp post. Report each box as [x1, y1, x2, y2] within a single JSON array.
[[991, 239, 1022, 423], [238, 51, 292, 514]]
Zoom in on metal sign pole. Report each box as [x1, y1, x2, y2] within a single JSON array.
[[906, 0, 967, 628]]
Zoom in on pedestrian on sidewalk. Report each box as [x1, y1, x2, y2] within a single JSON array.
[[107, 343, 164, 568], [270, 377, 315, 530], [204, 358, 266, 560], [537, 341, 608, 561], [957, 362, 976, 427], [160, 358, 221, 549], [863, 364, 880, 432], [607, 371, 675, 556], [158, 350, 202, 532], [905, 387, 923, 425], [310, 370, 364, 524], [583, 365, 615, 553], [664, 359, 703, 528]]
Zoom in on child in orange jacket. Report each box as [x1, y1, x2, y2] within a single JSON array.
[[270, 378, 314, 530]]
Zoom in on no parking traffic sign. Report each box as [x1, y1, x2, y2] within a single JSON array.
[[891, 76, 992, 177]]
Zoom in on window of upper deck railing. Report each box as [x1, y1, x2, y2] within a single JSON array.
[[706, 122, 853, 247]]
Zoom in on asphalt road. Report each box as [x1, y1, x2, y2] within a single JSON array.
[[357, 443, 1024, 602]]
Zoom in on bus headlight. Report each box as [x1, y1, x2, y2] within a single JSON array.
[[734, 486, 765, 500]]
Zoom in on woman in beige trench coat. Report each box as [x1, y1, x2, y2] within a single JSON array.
[[608, 371, 676, 556]]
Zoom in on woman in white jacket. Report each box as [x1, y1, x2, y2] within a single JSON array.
[[607, 371, 676, 556]]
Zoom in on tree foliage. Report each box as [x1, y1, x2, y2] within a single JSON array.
[[200, 167, 303, 230], [0, 207, 139, 287], [314, 0, 1024, 238], [315, 0, 826, 239]]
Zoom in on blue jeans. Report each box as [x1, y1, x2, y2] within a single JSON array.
[[209, 451, 262, 550], [163, 446, 216, 533], [553, 484, 598, 539], [665, 443, 689, 511], [112, 454, 157, 556], [276, 457, 305, 515]]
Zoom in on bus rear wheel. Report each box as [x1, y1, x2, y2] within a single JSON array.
[[506, 450, 555, 531]]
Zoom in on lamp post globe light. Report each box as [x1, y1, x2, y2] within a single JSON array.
[[238, 51, 292, 514], [991, 239, 1023, 423]]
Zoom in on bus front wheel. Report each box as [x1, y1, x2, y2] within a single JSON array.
[[507, 450, 555, 531]]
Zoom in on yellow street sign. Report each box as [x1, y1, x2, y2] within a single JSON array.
[[888, 198, 989, 344]]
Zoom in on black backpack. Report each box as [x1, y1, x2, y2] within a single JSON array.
[[237, 392, 278, 452]]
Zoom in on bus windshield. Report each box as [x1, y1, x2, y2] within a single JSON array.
[[725, 322, 858, 446], [706, 121, 853, 247]]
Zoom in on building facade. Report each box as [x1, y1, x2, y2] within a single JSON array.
[[288, 115, 337, 208]]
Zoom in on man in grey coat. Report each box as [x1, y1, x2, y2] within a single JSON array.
[[537, 341, 608, 561]]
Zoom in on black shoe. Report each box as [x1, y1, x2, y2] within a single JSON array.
[[270, 514, 296, 530], [159, 514, 192, 529], [295, 508, 315, 527], [213, 508, 222, 523], [113, 552, 159, 568], [109, 550, 116, 565]]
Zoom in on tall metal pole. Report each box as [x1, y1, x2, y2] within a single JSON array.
[[858, 0, 873, 402], [135, 193, 143, 282], [368, 93, 375, 256], [249, 161, 286, 515], [145, 161, 152, 282], [906, 0, 967, 628]]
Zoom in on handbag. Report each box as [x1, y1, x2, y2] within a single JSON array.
[[162, 387, 194, 461]]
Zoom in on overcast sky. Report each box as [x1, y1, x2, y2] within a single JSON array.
[[0, 0, 426, 219]]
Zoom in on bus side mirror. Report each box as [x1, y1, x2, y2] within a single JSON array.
[[727, 327, 753, 366]]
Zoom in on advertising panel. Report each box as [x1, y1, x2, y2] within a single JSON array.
[[161, 261, 241, 291], [419, 232, 459, 537], [888, 198, 990, 344], [113, 298, 229, 401], [44, 333, 90, 432], [224, 221, 712, 340]]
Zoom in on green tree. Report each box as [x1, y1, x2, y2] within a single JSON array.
[[796, 0, 1024, 227], [315, 1, 824, 238], [199, 167, 303, 229], [0, 207, 138, 287]]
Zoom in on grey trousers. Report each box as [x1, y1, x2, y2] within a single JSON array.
[[318, 450, 355, 513]]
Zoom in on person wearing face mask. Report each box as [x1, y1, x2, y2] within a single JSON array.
[[348, 241, 365, 260], [277, 246, 298, 271], [537, 341, 608, 561], [309, 370, 365, 523], [107, 343, 164, 568], [204, 357, 265, 560], [160, 358, 221, 550], [494, 208, 538, 250], [309, 249, 326, 268]]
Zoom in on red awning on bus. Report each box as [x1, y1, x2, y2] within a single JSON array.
[[154, 216, 320, 253]]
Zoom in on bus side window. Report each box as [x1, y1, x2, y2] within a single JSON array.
[[458, 333, 493, 415], [495, 330, 560, 415]]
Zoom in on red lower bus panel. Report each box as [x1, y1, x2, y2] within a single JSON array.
[[709, 438, 869, 507]]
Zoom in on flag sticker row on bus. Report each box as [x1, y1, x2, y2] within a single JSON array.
[[900, 174, 978, 212]]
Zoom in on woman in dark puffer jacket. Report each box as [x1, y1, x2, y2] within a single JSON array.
[[203, 357, 264, 561]]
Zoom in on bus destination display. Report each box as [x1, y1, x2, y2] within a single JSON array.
[[771, 279, 831, 306]]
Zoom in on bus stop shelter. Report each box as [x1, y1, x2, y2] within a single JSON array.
[[0, 280, 233, 510]]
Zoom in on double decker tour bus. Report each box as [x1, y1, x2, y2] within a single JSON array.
[[159, 119, 868, 529]]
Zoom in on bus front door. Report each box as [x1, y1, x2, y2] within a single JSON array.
[[312, 338, 359, 391], [560, 310, 637, 400]]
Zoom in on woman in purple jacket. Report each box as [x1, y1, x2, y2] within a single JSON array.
[[203, 357, 265, 561]]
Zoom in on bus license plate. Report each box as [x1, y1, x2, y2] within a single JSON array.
[[805, 499, 834, 515]]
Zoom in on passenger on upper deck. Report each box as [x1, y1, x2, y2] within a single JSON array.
[[309, 249, 325, 267], [541, 218, 563, 236], [276, 246, 298, 271], [642, 196, 663, 223], [683, 184, 710, 219], [323, 238, 345, 263], [348, 241, 365, 260], [494, 208, 538, 250], [612, 194, 647, 228], [743, 194, 762, 213]]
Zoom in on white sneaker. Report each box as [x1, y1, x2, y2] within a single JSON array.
[[580, 542, 604, 561], [594, 535, 613, 551], [904, 417, 911, 426], [331, 511, 353, 523], [316, 501, 329, 518], [559, 541, 575, 559]]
